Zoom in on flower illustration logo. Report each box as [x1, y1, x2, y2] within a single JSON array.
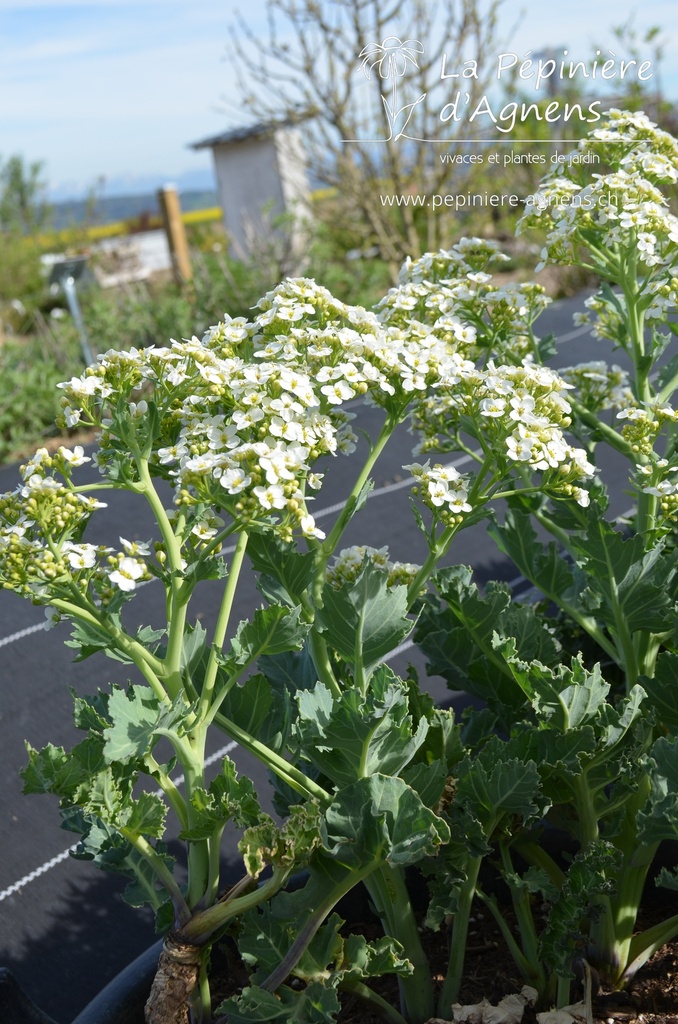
[[358, 36, 426, 141]]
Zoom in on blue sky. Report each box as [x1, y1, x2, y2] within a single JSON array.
[[2, 0, 677, 200]]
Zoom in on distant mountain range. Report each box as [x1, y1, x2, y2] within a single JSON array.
[[50, 187, 219, 231]]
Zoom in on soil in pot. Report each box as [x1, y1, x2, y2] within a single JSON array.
[[208, 890, 678, 1024]]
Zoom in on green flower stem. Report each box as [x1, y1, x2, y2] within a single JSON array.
[[48, 598, 168, 700], [199, 530, 249, 718], [145, 754, 188, 830], [658, 367, 678, 404], [498, 844, 544, 987], [213, 710, 331, 806], [339, 979, 409, 1024], [622, 912, 678, 985], [512, 838, 565, 889], [476, 887, 545, 993], [366, 865, 434, 1024], [437, 855, 482, 1015], [182, 866, 288, 944], [406, 523, 457, 610], [136, 457, 187, 698], [120, 827, 192, 926], [320, 415, 399, 563], [259, 863, 378, 996], [309, 631, 342, 700], [568, 398, 636, 460]]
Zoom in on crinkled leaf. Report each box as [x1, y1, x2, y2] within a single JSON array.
[[296, 673, 428, 785], [103, 686, 190, 763], [228, 605, 310, 672], [656, 866, 678, 891], [401, 760, 448, 809], [122, 791, 167, 838], [22, 742, 89, 797], [247, 532, 316, 603], [181, 621, 208, 676], [415, 566, 559, 718], [571, 517, 678, 634], [641, 652, 678, 730], [538, 842, 620, 978], [71, 689, 111, 732], [322, 774, 450, 869], [65, 617, 135, 665], [316, 564, 413, 671], [420, 708, 464, 771], [217, 981, 340, 1023], [239, 803, 323, 879], [493, 642, 610, 733], [455, 740, 544, 835], [341, 934, 413, 981], [181, 757, 262, 840], [260, 645, 318, 695], [219, 674, 275, 741], [638, 737, 678, 844], [488, 509, 577, 607], [121, 845, 176, 911]]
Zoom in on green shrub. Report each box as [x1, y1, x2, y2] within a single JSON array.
[[0, 326, 83, 462]]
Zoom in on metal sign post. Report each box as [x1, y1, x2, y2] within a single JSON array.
[[48, 256, 94, 366]]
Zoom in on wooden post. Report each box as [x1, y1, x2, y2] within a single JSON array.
[[158, 185, 192, 284]]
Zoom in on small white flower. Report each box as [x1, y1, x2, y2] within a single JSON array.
[[63, 542, 98, 570], [108, 557, 146, 592]]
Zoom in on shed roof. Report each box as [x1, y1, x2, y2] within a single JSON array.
[[190, 120, 299, 150]]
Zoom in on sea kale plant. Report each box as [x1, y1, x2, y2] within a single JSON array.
[[0, 109, 677, 1024]]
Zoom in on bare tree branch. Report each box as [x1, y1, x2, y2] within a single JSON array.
[[228, 0, 509, 264]]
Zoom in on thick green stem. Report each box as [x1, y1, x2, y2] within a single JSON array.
[[568, 398, 636, 461], [309, 630, 342, 699], [145, 754, 188, 830], [49, 597, 168, 699], [438, 856, 482, 1016], [623, 912, 678, 984], [406, 523, 457, 610], [365, 865, 434, 1024], [120, 828, 191, 925], [476, 887, 545, 994], [183, 729, 210, 908], [199, 530, 249, 716], [183, 867, 288, 944], [499, 844, 543, 977], [321, 415, 399, 560], [213, 711, 331, 806], [259, 863, 378, 994], [599, 520, 639, 690], [339, 979, 409, 1024]]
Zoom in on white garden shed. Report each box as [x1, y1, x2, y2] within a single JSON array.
[[190, 121, 311, 262]]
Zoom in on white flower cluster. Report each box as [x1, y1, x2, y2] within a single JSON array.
[[411, 359, 595, 508], [616, 400, 678, 457], [558, 361, 634, 414], [0, 446, 155, 598], [519, 110, 678, 293], [404, 462, 473, 525], [325, 545, 421, 591], [378, 242, 551, 363]]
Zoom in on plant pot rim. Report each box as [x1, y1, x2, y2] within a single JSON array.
[[70, 939, 162, 1024]]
